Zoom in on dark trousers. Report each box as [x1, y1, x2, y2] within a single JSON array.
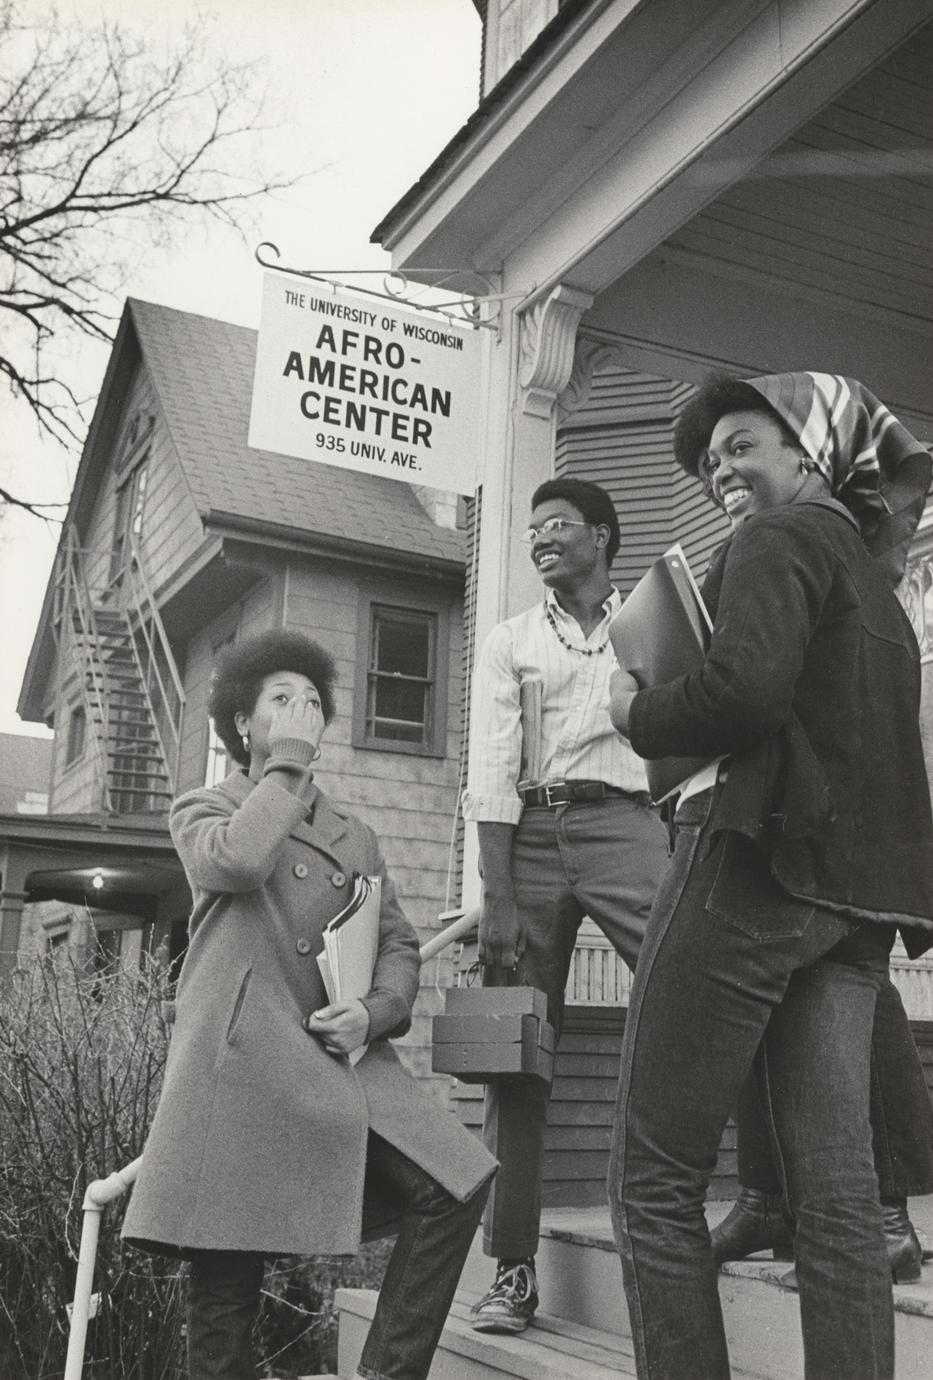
[[737, 971, 933, 1200], [482, 795, 669, 1258], [186, 1132, 488, 1380], [609, 791, 895, 1380]]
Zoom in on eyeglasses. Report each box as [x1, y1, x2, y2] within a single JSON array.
[[520, 517, 591, 546]]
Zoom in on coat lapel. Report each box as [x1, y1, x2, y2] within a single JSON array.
[[217, 768, 356, 873]]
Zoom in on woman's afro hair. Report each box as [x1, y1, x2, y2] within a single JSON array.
[[209, 629, 338, 768]]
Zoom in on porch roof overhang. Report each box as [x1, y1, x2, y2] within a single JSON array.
[[0, 812, 184, 916], [374, 0, 933, 358]]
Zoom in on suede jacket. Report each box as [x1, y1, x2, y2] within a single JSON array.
[[628, 500, 933, 956]]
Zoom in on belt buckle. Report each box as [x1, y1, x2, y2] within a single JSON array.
[[543, 781, 567, 807]]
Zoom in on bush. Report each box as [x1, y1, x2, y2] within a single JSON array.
[[0, 954, 393, 1379], [0, 952, 181, 1379]]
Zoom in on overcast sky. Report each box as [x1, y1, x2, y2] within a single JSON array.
[[0, 0, 480, 735]]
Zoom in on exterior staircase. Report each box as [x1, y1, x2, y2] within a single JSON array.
[[82, 606, 174, 813], [54, 525, 184, 813], [334, 1198, 933, 1379]]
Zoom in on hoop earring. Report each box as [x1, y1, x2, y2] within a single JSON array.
[[241, 733, 250, 754]]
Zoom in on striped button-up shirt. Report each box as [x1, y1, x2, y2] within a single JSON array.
[[462, 587, 650, 824]]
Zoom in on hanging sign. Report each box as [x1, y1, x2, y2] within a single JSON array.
[[248, 274, 481, 495]]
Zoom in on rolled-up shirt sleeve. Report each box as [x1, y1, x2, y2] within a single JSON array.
[[462, 623, 524, 824]]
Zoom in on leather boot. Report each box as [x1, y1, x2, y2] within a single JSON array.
[[882, 1200, 923, 1283], [711, 1187, 795, 1265]]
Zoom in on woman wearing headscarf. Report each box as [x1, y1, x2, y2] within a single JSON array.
[[607, 372, 933, 1380], [123, 630, 496, 1380]]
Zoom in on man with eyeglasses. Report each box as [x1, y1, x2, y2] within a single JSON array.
[[462, 476, 668, 1334]]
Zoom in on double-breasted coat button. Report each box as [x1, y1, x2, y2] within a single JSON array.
[[296, 938, 312, 955], [293, 862, 309, 878], [331, 870, 346, 887]]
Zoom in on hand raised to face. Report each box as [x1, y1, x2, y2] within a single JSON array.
[[238, 671, 326, 768], [268, 691, 323, 754]]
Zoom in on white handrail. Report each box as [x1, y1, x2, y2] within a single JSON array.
[[62, 911, 478, 1375], [63, 1157, 143, 1380]]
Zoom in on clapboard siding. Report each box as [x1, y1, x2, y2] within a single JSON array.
[[80, 364, 204, 594], [452, 1011, 933, 1207], [453, 1006, 741, 1204], [557, 364, 730, 591], [174, 576, 279, 797], [664, 27, 933, 324]]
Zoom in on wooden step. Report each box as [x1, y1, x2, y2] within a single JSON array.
[[337, 1288, 638, 1379], [337, 1202, 933, 1380]]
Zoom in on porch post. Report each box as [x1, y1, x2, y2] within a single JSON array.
[[0, 845, 30, 978], [462, 283, 593, 905], [504, 283, 595, 614]]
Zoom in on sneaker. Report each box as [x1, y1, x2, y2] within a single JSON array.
[[470, 1259, 539, 1334]]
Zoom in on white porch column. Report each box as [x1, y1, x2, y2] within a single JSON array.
[[462, 283, 593, 906]]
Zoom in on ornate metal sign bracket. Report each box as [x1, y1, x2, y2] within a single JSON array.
[[255, 242, 506, 333]]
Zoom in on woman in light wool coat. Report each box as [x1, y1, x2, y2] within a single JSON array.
[[123, 630, 496, 1380]]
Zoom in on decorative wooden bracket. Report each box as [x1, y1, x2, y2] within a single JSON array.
[[518, 284, 594, 418], [557, 335, 631, 426]]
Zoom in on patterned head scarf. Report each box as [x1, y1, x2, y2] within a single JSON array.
[[745, 372, 931, 585]]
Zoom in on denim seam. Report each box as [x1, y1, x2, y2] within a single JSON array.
[[610, 819, 706, 1379]]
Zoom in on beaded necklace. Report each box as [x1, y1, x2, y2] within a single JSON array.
[[545, 601, 609, 657]]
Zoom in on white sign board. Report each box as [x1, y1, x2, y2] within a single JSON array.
[[249, 274, 481, 495]]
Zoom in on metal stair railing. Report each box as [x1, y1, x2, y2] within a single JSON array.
[[56, 527, 115, 814], [62, 908, 479, 1379], [52, 529, 186, 811], [124, 534, 186, 793]]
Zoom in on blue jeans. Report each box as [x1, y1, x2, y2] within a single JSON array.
[[482, 796, 669, 1258], [608, 790, 894, 1380], [737, 971, 933, 1200], [186, 1133, 487, 1380]]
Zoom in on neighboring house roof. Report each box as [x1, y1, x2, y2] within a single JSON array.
[[0, 733, 52, 813], [127, 298, 466, 566]]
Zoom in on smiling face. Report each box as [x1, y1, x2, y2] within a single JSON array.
[[703, 408, 809, 528], [234, 671, 322, 765], [527, 498, 608, 591]]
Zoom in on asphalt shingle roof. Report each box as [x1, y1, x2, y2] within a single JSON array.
[[128, 298, 466, 566]]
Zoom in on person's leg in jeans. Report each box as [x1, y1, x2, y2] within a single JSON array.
[[870, 974, 933, 1200], [560, 795, 669, 976], [358, 1132, 489, 1380], [716, 973, 933, 1273], [480, 805, 585, 1262], [609, 799, 892, 1380], [761, 924, 894, 1378], [480, 796, 666, 1262], [186, 1249, 265, 1380]]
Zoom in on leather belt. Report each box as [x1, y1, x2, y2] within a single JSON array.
[[519, 780, 651, 809]]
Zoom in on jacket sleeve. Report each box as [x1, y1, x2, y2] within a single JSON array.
[[359, 849, 421, 1042], [628, 512, 838, 760], [170, 743, 317, 894]]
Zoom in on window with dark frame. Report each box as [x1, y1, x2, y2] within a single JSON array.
[[366, 605, 436, 747], [109, 456, 149, 585], [366, 605, 435, 744], [64, 704, 86, 766], [353, 588, 451, 757]]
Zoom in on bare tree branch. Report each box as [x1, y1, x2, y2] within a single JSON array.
[[0, 1, 298, 514], [0, 483, 68, 518]]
